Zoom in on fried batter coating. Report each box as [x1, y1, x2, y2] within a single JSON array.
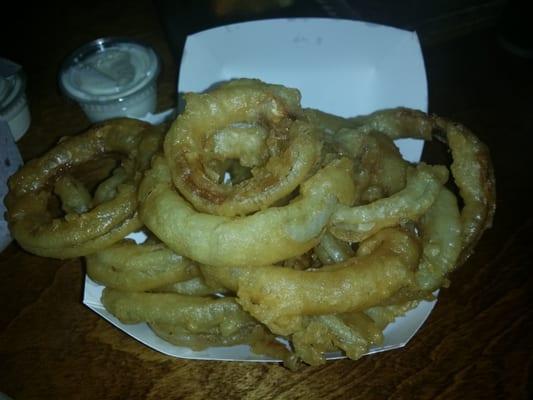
[[139, 156, 356, 267], [415, 188, 463, 291], [330, 164, 449, 242], [202, 228, 421, 336], [304, 107, 434, 140], [165, 79, 323, 217], [102, 289, 253, 335], [86, 240, 200, 292], [6, 119, 164, 258], [435, 118, 496, 263], [152, 276, 225, 296]]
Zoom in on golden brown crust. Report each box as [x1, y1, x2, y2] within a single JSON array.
[[164, 79, 323, 217], [434, 117, 496, 263], [6, 118, 163, 258]]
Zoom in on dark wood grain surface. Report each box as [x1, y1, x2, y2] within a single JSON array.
[[1, 1, 531, 399]]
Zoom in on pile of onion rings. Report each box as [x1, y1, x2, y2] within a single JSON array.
[[6, 79, 495, 369]]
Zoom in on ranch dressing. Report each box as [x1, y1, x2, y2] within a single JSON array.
[[59, 38, 160, 122]]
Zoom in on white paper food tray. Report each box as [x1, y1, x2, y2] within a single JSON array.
[[84, 18, 435, 363]]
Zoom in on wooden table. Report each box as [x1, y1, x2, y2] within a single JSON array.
[[1, 1, 531, 399]]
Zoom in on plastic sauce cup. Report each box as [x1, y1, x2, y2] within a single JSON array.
[[0, 70, 31, 141], [59, 37, 160, 122]]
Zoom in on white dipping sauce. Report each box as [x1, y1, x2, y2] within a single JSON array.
[[60, 38, 160, 122]]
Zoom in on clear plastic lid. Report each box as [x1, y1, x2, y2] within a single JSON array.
[[0, 71, 25, 114], [59, 37, 160, 104]]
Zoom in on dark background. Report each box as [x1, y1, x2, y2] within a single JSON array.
[[153, 0, 510, 56], [1, 0, 527, 80]]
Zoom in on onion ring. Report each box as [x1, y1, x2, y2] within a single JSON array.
[[332, 129, 410, 203], [331, 109, 495, 263], [103, 286, 296, 365], [164, 79, 323, 216], [101, 288, 256, 335], [313, 231, 354, 265], [53, 175, 93, 214], [304, 107, 434, 140], [330, 164, 449, 242], [415, 188, 463, 291], [139, 155, 356, 267], [86, 240, 199, 292], [149, 322, 272, 350], [292, 301, 419, 366], [201, 228, 421, 335], [92, 165, 130, 206], [6, 118, 163, 258], [434, 118, 496, 263], [152, 276, 225, 296], [352, 110, 496, 263]]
